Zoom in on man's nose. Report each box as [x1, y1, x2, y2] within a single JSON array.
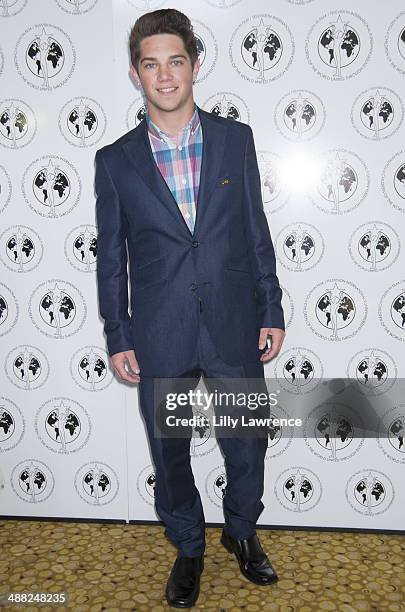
[[157, 65, 173, 81]]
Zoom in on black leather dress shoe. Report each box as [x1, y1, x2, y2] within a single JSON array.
[[165, 554, 204, 608], [221, 528, 278, 586]]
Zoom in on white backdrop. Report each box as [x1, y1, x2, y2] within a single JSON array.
[[1, 0, 404, 532]]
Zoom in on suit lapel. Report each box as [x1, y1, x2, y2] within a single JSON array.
[[121, 105, 228, 238]]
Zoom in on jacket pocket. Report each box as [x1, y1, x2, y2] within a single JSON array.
[[137, 256, 163, 271], [133, 278, 168, 305], [224, 267, 253, 288], [136, 257, 165, 290]]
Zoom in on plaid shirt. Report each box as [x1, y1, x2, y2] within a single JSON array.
[[145, 103, 203, 234]]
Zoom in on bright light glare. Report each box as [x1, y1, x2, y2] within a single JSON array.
[[277, 152, 323, 194]]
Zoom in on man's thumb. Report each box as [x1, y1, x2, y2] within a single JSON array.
[[258, 329, 269, 350], [127, 351, 140, 374]]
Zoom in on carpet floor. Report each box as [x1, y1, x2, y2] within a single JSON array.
[[0, 521, 404, 611]]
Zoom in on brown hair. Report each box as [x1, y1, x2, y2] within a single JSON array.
[[129, 8, 198, 72]]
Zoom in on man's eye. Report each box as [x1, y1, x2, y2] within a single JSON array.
[[171, 60, 182, 66], [145, 63, 155, 69]]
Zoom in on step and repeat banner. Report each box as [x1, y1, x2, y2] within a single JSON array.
[[1, 0, 404, 531]]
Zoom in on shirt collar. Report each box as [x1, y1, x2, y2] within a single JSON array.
[[146, 103, 200, 143]]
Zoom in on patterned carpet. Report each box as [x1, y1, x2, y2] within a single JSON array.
[[0, 520, 404, 611]]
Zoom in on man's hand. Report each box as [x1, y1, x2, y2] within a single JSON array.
[[110, 349, 140, 383], [258, 327, 285, 363]]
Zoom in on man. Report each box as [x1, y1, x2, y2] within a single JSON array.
[[95, 8, 285, 609]]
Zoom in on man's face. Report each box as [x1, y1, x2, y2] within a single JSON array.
[[131, 33, 200, 114]]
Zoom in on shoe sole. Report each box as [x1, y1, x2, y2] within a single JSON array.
[[221, 532, 279, 586]]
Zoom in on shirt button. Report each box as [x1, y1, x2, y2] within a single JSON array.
[[178, 145, 182, 151], [182, 178, 187, 185]]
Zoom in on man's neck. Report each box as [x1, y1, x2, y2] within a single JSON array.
[[147, 100, 196, 137]]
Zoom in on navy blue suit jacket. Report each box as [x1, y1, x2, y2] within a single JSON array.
[[94, 105, 285, 377]]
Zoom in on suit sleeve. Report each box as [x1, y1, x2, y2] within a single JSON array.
[[94, 149, 134, 356], [242, 125, 285, 330]]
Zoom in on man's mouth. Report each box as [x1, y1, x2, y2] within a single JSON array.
[[157, 87, 178, 95]]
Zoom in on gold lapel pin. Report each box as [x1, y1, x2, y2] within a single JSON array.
[[221, 178, 230, 185]]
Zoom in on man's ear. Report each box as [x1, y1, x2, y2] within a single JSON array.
[[192, 58, 201, 82], [129, 64, 140, 84]]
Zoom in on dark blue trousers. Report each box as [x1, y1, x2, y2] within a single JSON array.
[[138, 302, 269, 557]]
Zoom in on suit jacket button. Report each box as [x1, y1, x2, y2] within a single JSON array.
[[191, 240, 200, 248], [190, 283, 197, 291]]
